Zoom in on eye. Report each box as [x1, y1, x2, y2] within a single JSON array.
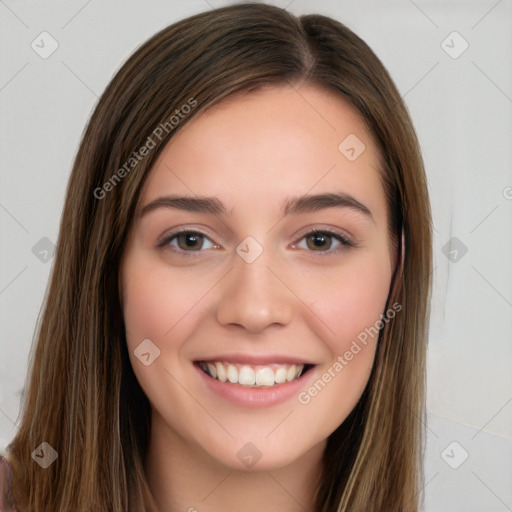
[[158, 230, 218, 253], [293, 229, 353, 253]]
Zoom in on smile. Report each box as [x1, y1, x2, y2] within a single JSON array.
[[198, 361, 311, 387]]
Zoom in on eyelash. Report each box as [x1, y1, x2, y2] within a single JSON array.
[[157, 227, 354, 258]]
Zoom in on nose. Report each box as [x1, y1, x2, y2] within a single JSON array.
[[215, 250, 294, 334]]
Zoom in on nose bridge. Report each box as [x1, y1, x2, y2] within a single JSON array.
[[215, 243, 294, 332], [234, 247, 276, 297]]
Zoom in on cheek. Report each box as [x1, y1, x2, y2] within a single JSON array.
[[122, 272, 172, 348], [120, 257, 212, 424], [121, 257, 211, 347], [120, 256, 221, 406], [292, 252, 392, 415], [299, 253, 392, 352]]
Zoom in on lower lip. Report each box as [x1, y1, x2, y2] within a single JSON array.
[[194, 363, 315, 408]]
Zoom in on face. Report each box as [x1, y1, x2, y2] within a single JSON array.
[[120, 84, 395, 471]]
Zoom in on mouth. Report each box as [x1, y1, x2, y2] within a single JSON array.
[[196, 361, 314, 388]]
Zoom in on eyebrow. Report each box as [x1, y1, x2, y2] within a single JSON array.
[[138, 192, 373, 221]]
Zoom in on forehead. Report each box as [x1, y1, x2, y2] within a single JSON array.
[[141, 84, 386, 224]]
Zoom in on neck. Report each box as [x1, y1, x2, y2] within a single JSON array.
[[145, 413, 325, 512]]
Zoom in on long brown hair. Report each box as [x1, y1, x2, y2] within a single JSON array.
[[6, 3, 432, 511]]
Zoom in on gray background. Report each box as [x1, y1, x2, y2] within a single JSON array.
[[1, 0, 511, 510]]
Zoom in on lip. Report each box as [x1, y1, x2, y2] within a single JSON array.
[[194, 361, 316, 408]]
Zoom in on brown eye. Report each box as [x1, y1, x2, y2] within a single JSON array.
[[306, 232, 333, 251], [176, 232, 205, 251], [294, 229, 353, 254], [159, 230, 216, 253]]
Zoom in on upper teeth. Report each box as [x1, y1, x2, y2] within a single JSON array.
[[199, 362, 305, 387]]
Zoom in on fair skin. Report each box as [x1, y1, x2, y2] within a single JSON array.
[[120, 84, 395, 512]]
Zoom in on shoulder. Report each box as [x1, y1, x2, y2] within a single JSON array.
[[0, 454, 18, 512]]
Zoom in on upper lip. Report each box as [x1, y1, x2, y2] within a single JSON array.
[[194, 353, 315, 366]]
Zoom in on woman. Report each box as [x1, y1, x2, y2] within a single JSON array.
[[1, 3, 432, 511]]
